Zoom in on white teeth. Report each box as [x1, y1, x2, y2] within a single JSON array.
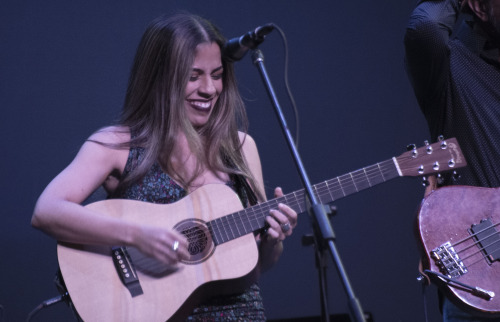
[[191, 101, 210, 109]]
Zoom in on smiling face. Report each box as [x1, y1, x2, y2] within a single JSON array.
[[184, 42, 224, 128]]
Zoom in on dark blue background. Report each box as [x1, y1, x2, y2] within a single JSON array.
[[1, 1, 444, 321]]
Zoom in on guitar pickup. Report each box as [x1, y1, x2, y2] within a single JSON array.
[[470, 218, 500, 264]]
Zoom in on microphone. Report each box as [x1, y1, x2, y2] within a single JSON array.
[[223, 23, 275, 62]]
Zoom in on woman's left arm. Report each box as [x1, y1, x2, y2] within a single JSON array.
[[239, 132, 298, 272]]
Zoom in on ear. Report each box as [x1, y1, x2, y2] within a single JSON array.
[[468, 0, 489, 22]]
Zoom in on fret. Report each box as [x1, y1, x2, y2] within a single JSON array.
[[349, 172, 359, 192], [248, 206, 259, 232], [217, 217, 230, 243], [324, 181, 334, 205], [363, 168, 372, 187], [227, 213, 236, 240], [336, 177, 346, 197], [370, 163, 386, 185], [209, 221, 223, 246], [352, 169, 370, 191], [232, 211, 242, 237], [207, 222, 218, 245], [339, 174, 357, 196], [238, 209, 250, 235], [293, 191, 305, 213]]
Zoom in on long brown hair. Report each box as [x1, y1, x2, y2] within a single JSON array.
[[113, 13, 263, 199]]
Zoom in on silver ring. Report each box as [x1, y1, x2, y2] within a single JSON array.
[[172, 240, 179, 252], [281, 222, 291, 233]]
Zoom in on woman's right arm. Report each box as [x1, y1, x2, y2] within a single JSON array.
[[32, 127, 188, 264]]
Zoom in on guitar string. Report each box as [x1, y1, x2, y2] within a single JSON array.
[[210, 161, 398, 244], [445, 221, 500, 268], [216, 144, 459, 242], [210, 161, 398, 243], [210, 164, 392, 242]]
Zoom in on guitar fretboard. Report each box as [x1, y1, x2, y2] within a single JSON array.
[[208, 158, 400, 245]]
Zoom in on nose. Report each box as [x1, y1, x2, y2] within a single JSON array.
[[198, 76, 217, 97]]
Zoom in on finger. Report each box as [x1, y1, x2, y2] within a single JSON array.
[[262, 225, 282, 244], [149, 245, 179, 266], [269, 208, 288, 224], [168, 228, 189, 254], [266, 215, 287, 240], [169, 235, 190, 261], [172, 230, 188, 246], [277, 203, 298, 227], [266, 214, 281, 232], [274, 186, 283, 198], [270, 207, 294, 236]]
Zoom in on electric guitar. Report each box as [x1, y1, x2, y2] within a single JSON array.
[[57, 138, 466, 321], [418, 185, 500, 318]]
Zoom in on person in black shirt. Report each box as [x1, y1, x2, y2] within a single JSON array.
[[405, 0, 500, 321]]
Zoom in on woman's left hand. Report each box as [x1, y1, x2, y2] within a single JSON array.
[[262, 187, 298, 244]]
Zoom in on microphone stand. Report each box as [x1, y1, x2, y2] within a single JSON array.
[[251, 49, 366, 322]]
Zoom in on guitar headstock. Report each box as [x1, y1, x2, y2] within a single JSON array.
[[396, 137, 467, 177]]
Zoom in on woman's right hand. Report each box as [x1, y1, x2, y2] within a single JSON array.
[[134, 225, 190, 266]]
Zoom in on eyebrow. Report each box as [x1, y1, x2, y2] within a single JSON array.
[[192, 66, 224, 74]]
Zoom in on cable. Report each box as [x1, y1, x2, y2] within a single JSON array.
[[266, 23, 301, 149], [26, 293, 68, 322]]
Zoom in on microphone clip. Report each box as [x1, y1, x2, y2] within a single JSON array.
[[223, 23, 275, 62]]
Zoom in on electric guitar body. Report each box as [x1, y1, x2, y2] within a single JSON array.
[[418, 185, 500, 317]]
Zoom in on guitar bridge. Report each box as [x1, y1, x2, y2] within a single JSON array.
[[111, 246, 144, 297], [431, 242, 468, 278]]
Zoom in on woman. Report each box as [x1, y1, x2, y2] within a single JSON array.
[[32, 13, 297, 321]]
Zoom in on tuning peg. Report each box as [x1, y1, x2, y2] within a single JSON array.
[[437, 173, 445, 186], [424, 140, 433, 154], [422, 176, 430, 187], [437, 135, 448, 149], [406, 144, 418, 158], [452, 171, 461, 182]]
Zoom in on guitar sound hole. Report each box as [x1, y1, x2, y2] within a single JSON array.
[[175, 219, 215, 265]]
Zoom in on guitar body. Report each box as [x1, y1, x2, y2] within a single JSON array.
[[57, 184, 259, 322], [417, 186, 500, 317]]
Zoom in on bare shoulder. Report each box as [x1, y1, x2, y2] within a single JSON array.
[[75, 125, 130, 173], [36, 126, 131, 205], [238, 131, 258, 156], [88, 125, 130, 145], [238, 131, 264, 194]]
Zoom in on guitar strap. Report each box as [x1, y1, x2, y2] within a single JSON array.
[[233, 172, 259, 207], [224, 154, 259, 207]]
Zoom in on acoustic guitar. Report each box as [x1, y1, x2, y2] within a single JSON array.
[[57, 137, 466, 321]]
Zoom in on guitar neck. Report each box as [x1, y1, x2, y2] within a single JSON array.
[[209, 158, 400, 245]]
